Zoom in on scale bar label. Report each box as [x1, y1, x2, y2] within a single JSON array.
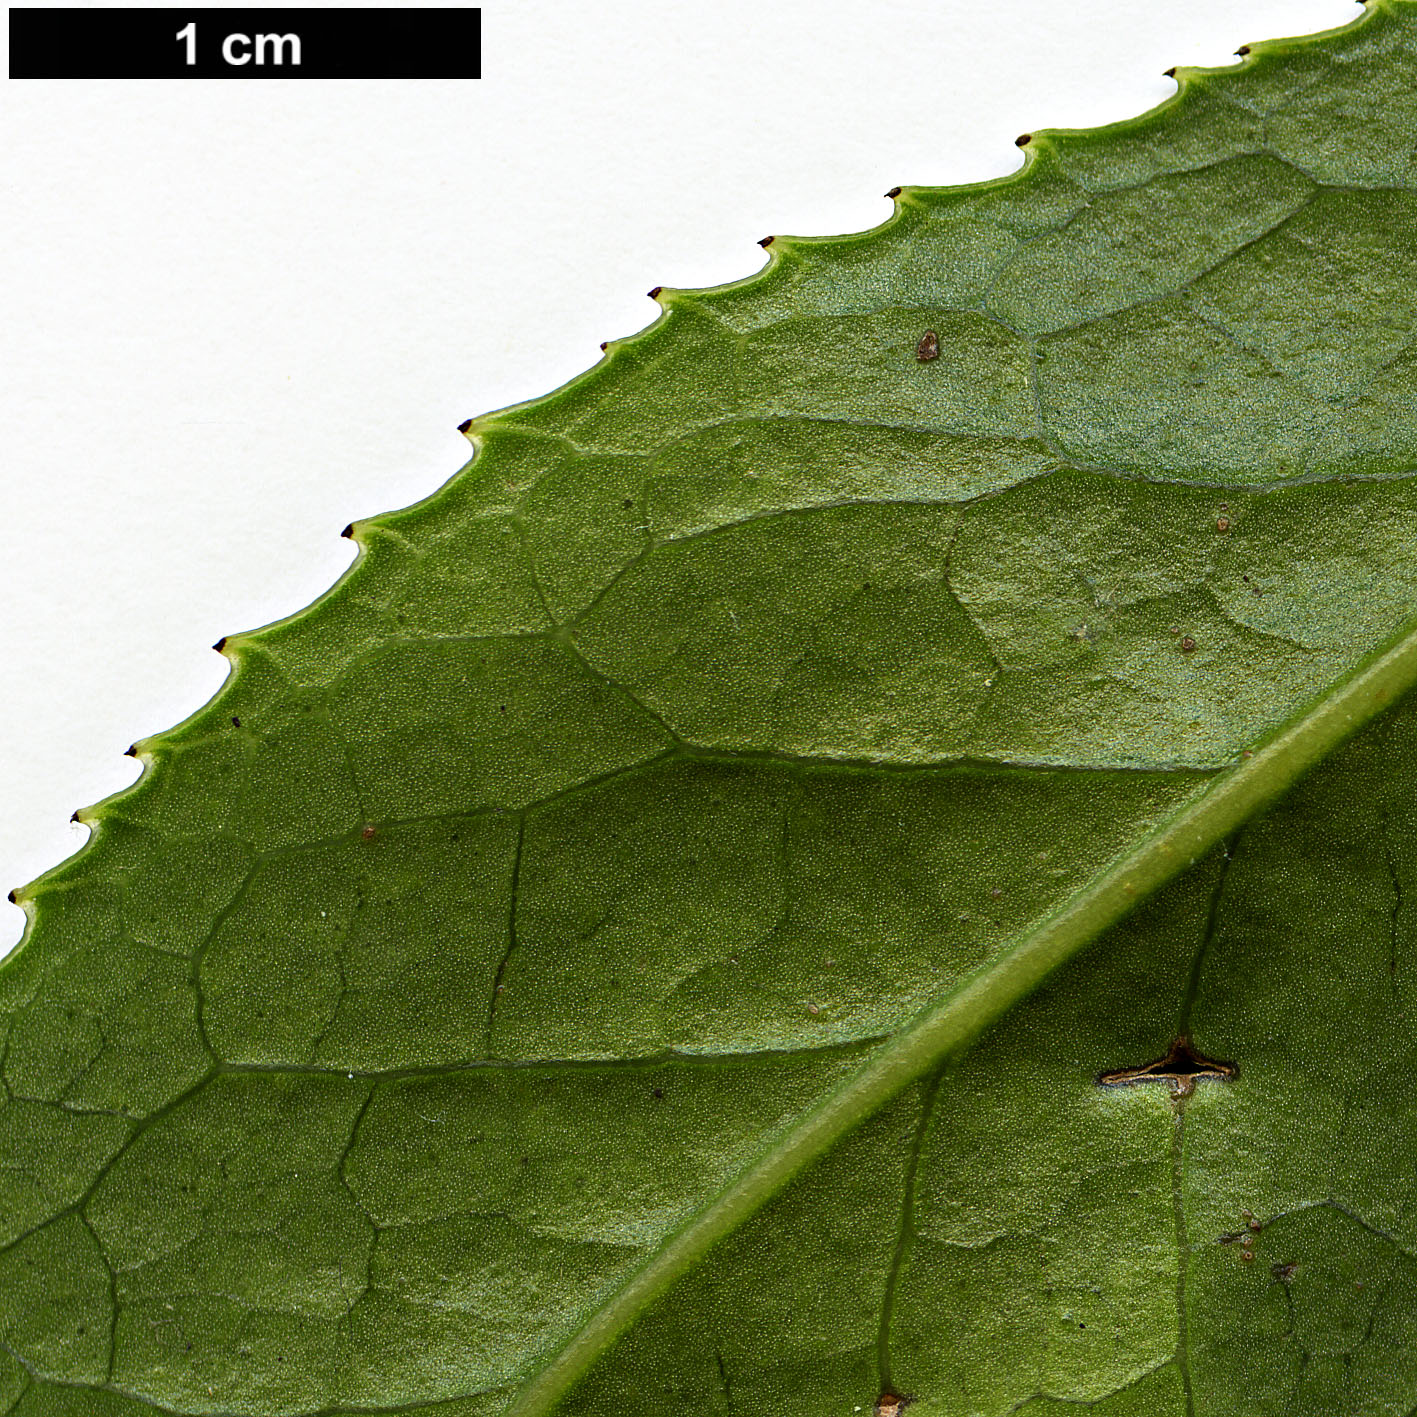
[[9, 8, 481, 79]]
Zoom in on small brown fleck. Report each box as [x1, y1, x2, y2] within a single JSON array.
[[1272, 1261, 1298, 1283], [1181, 635, 1197, 653], [1219, 502, 1230, 512], [990, 887, 1003, 899], [652, 1087, 664, 1100], [807, 1001, 821, 1015], [916, 330, 940, 362], [231, 716, 241, 728], [1169, 625, 1181, 635], [1216, 515, 1231, 533], [1248, 1219, 1263, 1233], [875, 1395, 907, 1417], [361, 825, 377, 842], [1240, 1249, 1256, 1262]]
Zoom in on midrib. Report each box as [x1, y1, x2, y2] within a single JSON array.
[[507, 610, 1417, 1417]]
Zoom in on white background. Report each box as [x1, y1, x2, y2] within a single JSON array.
[[0, 0, 1358, 952]]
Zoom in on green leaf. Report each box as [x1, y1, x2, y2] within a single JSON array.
[[5, 5, 1417, 1415]]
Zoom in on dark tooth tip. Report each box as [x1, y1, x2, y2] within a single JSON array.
[[340, 524, 354, 539], [1015, 133, 1032, 147], [456, 419, 473, 434], [1164, 66, 1177, 77], [6, 890, 16, 905], [70, 811, 80, 823], [213, 637, 227, 653], [1235, 45, 1250, 56], [124, 745, 137, 758], [599, 341, 609, 352], [758, 236, 775, 249], [885, 186, 902, 199], [647, 286, 663, 300]]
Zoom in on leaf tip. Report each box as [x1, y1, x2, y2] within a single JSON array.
[[456, 419, 473, 436], [123, 744, 137, 758], [1235, 44, 1251, 56], [758, 235, 775, 249], [885, 186, 902, 199], [6, 889, 16, 905], [599, 341, 609, 353], [1015, 132, 1032, 147], [647, 286, 663, 300], [213, 637, 227, 654], [1164, 66, 1177, 77]]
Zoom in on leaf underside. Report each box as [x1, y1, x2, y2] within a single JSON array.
[[6, 6, 1417, 1416]]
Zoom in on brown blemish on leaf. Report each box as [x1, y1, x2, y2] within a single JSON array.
[[875, 1395, 908, 1417], [1216, 515, 1231, 532], [916, 331, 940, 363], [1272, 1261, 1299, 1282], [1097, 1035, 1237, 1099], [361, 825, 377, 842], [1181, 635, 1197, 653]]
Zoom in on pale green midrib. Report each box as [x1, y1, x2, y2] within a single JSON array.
[[506, 612, 1417, 1417]]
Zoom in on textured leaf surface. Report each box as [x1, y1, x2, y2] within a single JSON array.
[[5, 6, 1417, 1415]]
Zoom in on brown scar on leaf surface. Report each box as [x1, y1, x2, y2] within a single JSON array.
[[916, 331, 940, 362], [1097, 1035, 1237, 1099], [875, 1394, 909, 1417]]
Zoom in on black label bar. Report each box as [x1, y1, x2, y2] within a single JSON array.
[[9, 8, 481, 79]]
